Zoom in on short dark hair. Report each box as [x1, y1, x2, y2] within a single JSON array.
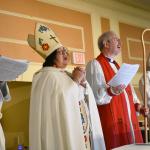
[[43, 50, 57, 67]]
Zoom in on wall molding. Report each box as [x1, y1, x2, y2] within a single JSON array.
[[0, 9, 85, 50], [127, 37, 150, 61]]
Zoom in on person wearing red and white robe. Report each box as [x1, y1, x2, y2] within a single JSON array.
[[86, 31, 148, 150]]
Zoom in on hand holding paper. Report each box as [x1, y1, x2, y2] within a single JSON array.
[[111, 84, 126, 95]]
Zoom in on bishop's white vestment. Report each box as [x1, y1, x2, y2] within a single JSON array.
[[29, 67, 105, 150]]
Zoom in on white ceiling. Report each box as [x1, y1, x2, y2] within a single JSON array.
[[83, 0, 150, 12], [116, 0, 150, 12]]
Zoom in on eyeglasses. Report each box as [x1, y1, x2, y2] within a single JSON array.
[[108, 37, 122, 45], [57, 48, 68, 55]]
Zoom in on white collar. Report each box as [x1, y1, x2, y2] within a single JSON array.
[[40, 66, 66, 72], [105, 56, 114, 63]]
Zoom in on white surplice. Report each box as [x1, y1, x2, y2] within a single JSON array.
[[29, 67, 105, 150], [86, 59, 140, 143], [0, 82, 11, 150], [0, 101, 5, 150], [139, 71, 150, 121]]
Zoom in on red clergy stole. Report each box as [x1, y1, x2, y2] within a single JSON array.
[[96, 53, 143, 150]]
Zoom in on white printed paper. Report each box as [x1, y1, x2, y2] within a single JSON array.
[[0, 56, 29, 81], [108, 63, 139, 87]]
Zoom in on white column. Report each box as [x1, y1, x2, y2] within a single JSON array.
[[91, 12, 101, 57]]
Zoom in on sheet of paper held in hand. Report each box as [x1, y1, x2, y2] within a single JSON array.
[[108, 63, 139, 87], [0, 56, 29, 81]]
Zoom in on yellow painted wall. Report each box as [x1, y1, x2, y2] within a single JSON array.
[[1, 82, 31, 149]]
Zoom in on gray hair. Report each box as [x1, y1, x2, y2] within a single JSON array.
[[98, 31, 115, 51]]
